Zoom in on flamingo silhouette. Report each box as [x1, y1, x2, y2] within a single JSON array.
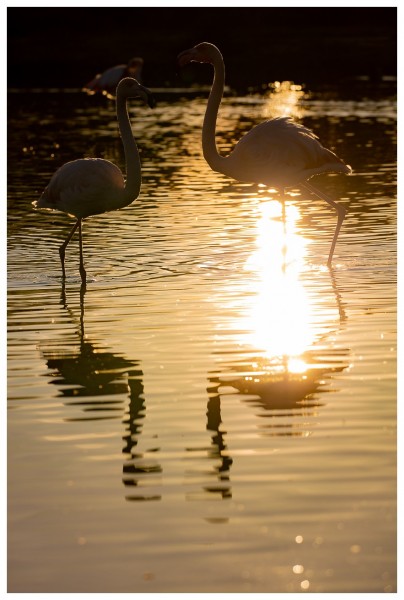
[[178, 42, 351, 266], [34, 78, 155, 283], [83, 57, 144, 98]]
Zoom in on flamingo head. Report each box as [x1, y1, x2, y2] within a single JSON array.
[[128, 57, 144, 68], [117, 78, 155, 108], [127, 57, 144, 76], [177, 42, 221, 67]]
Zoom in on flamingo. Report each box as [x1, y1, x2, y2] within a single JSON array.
[[83, 57, 144, 98], [34, 78, 155, 284], [178, 42, 351, 266]]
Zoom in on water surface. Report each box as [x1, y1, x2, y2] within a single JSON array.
[[7, 83, 396, 593]]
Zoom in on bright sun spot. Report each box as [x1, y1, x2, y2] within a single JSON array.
[[242, 200, 313, 361], [264, 80, 306, 120]]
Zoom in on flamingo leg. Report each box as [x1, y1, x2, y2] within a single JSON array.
[[302, 182, 347, 266], [78, 219, 87, 284], [59, 219, 80, 278]]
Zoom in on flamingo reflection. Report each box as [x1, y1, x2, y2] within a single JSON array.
[[208, 343, 348, 439], [40, 283, 161, 501], [208, 347, 349, 440], [207, 211, 350, 437], [204, 386, 233, 499]]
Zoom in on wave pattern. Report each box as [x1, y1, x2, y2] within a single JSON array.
[[8, 88, 396, 593]]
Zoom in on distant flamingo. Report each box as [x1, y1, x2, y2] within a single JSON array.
[[178, 42, 351, 266], [83, 57, 144, 98], [34, 78, 155, 283]]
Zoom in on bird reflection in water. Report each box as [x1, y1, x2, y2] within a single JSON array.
[[208, 345, 348, 439], [188, 307, 349, 504], [207, 200, 349, 437], [184, 383, 233, 503], [211, 271, 348, 438], [204, 387, 233, 499], [40, 283, 161, 502]]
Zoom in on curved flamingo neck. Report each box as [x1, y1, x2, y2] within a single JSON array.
[[202, 51, 228, 173], [116, 92, 141, 204]]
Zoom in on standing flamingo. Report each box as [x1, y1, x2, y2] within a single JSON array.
[[83, 57, 144, 98], [178, 42, 351, 266], [34, 78, 155, 284]]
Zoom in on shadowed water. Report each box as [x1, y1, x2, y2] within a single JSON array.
[[7, 82, 396, 593]]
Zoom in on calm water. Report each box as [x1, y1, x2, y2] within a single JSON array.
[[7, 82, 396, 593]]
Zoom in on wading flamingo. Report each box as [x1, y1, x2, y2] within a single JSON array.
[[34, 78, 155, 284], [178, 42, 351, 266], [83, 57, 144, 98]]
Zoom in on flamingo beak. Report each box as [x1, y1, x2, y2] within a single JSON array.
[[138, 84, 156, 108], [147, 92, 156, 109]]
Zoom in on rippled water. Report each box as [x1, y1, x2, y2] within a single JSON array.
[[7, 83, 396, 593]]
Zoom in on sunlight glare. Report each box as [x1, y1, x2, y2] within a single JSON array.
[[241, 199, 313, 361], [264, 81, 306, 119]]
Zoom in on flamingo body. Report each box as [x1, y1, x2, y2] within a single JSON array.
[[178, 42, 351, 265], [84, 57, 144, 97], [224, 117, 350, 189], [34, 77, 155, 283], [37, 158, 126, 219]]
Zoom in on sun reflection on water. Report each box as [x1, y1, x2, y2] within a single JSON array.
[[210, 196, 348, 420], [242, 199, 313, 363], [263, 81, 306, 120]]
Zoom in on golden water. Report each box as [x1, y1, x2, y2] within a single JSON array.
[[7, 85, 396, 592]]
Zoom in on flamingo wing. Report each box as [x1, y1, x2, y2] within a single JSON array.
[[228, 117, 348, 187]]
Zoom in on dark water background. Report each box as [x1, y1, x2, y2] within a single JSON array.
[[8, 7, 396, 90]]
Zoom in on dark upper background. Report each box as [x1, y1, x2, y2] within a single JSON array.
[[7, 7, 396, 91]]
